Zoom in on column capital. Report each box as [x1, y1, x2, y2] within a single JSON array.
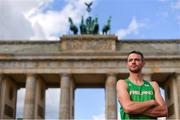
[[60, 73, 72, 78], [0, 74, 10, 80], [26, 73, 37, 78], [164, 72, 178, 80]]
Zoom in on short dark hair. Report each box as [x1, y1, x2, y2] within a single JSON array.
[[127, 50, 144, 62]]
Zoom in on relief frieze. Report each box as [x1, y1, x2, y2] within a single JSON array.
[[60, 35, 117, 51], [62, 39, 115, 50]]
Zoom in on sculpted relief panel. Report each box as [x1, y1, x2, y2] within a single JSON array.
[[60, 35, 117, 51], [62, 39, 115, 51]]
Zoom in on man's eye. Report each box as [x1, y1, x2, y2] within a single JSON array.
[[128, 59, 133, 62], [135, 59, 141, 61]]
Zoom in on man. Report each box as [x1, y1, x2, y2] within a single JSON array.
[[116, 51, 168, 119]]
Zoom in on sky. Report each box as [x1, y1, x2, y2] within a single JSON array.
[[0, 0, 178, 119], [1, 0, 180, 40]]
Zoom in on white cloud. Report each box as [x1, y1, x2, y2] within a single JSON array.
[[0, 0, 52, 40], [0, 0, 95, 40], [115, 17, 143, 39], [0, 0, 32, 40]]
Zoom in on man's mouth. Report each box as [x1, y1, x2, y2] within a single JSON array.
[[131, 65, 137, 68]]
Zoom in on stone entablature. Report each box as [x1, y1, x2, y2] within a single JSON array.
[[0, 37, 179, 54], [0, 41, 59, 53], [117, 40, 180, 54]]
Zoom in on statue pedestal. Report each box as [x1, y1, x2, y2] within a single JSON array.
[[60, 35, 117, 51]]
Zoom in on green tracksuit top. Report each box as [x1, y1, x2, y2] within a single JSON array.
[[120, 78, 155, 120]]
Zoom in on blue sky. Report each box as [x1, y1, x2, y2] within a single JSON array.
[[0, 0, 178, 119], [1, 0, 180, 40]]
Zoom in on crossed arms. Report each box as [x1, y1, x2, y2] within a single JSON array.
[[116, 80, 168, 117]]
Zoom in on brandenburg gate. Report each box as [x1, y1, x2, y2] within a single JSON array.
[[0, 35, 180, 119]]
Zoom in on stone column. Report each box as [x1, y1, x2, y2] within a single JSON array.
[[0, 75, 2, 118], [105, 74, 117, 119], [163, 73, 180, 119], [23, 74, 37, 119], [59, 74, 71, 119], [69, 76, 75, 119], [34, 76, 46, 119], [0, 76, 17, 119], [175, 74, 180, 119]]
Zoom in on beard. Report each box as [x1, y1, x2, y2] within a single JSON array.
[[129, 66, 142, 73]]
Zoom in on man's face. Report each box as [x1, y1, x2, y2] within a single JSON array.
[[126, 53, 145, 73]]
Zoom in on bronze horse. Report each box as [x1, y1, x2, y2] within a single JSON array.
[[68, 17, 78, 34], [102, 16, 111, 34]]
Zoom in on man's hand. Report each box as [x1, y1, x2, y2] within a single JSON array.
[[142, 81, 168, 117]]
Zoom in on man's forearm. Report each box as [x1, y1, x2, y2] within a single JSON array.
[[124, 100, 158, 114], [142, 105, 168, 117]]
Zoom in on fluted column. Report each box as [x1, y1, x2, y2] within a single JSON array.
[[163, 73, 180, 119], [70, 76, 75, 119], [23, 74, 37, 119], [59, 74, 71, 119], [105, 74, 117, 119], [0, 75, 2, 118], [175, 74, 180, 119], [0, 75, 17, 119], [34, 76, 46, 119]]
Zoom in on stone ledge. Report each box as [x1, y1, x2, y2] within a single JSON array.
[[60, 34, 117, 40], [0, 40, 59, 44], [118, 39, 180, 43], [0, 52, 179, 61]]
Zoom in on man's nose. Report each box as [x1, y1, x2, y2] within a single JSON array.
[[132, 59, 135, 63]]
